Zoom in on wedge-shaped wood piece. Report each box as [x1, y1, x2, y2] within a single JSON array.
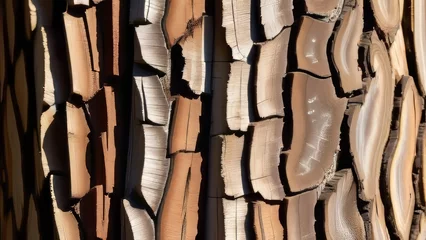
[[129, 0, 165, 24], [414, 124, 426, 208], [249, 119, 285, 200], [14, 51, 29, 132], [164, 0, 205, 46], [206, 198, 225, 240], [285, 190, 318, 240], [332, 2, 363, 94], [260, 0, 293, 39], [64, 13, 99, 101], [103, 86, 117, 193], [181, 16, 213, 94], [209, 135, 250, 198], [122, 199, 155, 240], [284, 72, 347, 193], [158, 152, 202, 240], [211, 62, 231, 135], [126, 124, 169, 214], [316, 169, 366, 239], [27, 195, 40, 240], [134, 24, 168, 73], [85, 7, 100, 72], [169, 96, 202, 154], [304, 0, 345, 21], [370, 0, 400, 42], [381, 76, 423, 239], [351, 31, 394, 201], [79, 185, 104, 239], [50, 175, 81, 240], [66, 103, 91, 199], [389, 27, 408, 81], [222, 0, 252, 60], [4, 86, 24, 230], [223, 198, 251, 239], [256, 28, 290, 118], [68, 0, 89, 6], [133, 66, 169, 125], [253, 201, 284, 239], [227, 61, 250, 131], [294, 16, 334, 77]]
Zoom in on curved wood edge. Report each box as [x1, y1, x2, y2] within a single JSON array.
[[122, 198, 155, 239], [370, 0, 400, 44]]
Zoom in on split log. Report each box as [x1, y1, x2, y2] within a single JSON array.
[[79, 185, 104, 239], [169, 96, 202, 154], [158, 152, 202, 240], [381, 76, 423, 239], [284, 72, 347, 193], [180, 16, 213, 94], [414, 124, 426, 208], [85, 7, 100, 72], [209, 135, 250, 198], [133, 65, 170, 125], [249, 118, 285, 200], [351, 31, 395, 201], [164, 0, 205, 46], [389, 27, 409, 81], [253, 201, 284, 239], [293, 16, 334, 77], [370, 0, 400, 42], [134, 24, 168, 73], [14, 50, 29, 132], [122, 199, 155, 240], [304, 0, 345, 21], [285, 190, 318, 240], [103, 86, 117, 193], [64, 13, 100, 101], [260, 0, 293, 39], [331, 1, 363, 94], [27, 195, 40, 240], [227, 61, 250, 131], [256, 28, 290, 118], [223, 198, 251, 239], [126, 124, 169, 214], [222, 0, 252, 60], [316, 169, 366, 239], [66, 103, 91, 199], [129, 0, 165, 24]]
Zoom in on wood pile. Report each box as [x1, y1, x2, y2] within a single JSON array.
[[2, 0, 426, 239]]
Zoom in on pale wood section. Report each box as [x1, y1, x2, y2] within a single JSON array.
[[122, 199, 155, 240], [85, 7, 100, 72], [253, 202, 284, 239], [159, 153, 202, 240], [169, 96, 202, 154], [414, 124, 426, 208], [305, 0, 345, 21], [285, 72, 346, 193], [129, 0, 165, 24], [285, 190, 318, 240], [211, 62, 231, 135], [67, 0, 90, 6], [332, 1, 363, 93], [14, 51, 29, 132], [256, 28, 290, 118], [227, 61, 250, 131], [180, 16, 213, 94], [390, 26, 409, 81], [249, 119, 285, 200], [295, 16, 334, 77], [164, 0, 205, 46], [50, 175, 81, 240], [103, 86, 117, 193], [5, 86, 25, 230], [127, 124, 169, 214], [260, 0, 293, 39], [222, 0, 252, 60], [64, 13, 99, 101], [134, 24, 168, 73], [370, 192, 390, 240], [350, 31, 395, 201], [103, 196, 111, 238], [133, 66, 169, 125], [27, 195, 40, 240], [66, 103, 91, 199], [318, 169, 366, 239], [370, 0, 400, 42], [223, 198, 250, 240], [412, 0, 426, 95], [79, 185, 104, 239]]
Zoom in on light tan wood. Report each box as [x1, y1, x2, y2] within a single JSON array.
[[253, 202, 284, 239], [411, 0, 426, 95], [227, 61, 250, 131], [370, 192, 390, 240], [134, 24, 168, 73], [223, 198, 250, 240], [390, 27, 409, 81], [68, 0, 90, 6], [103, 86, 117, 194], [129, 0, 165, 24], [260, 0, 293, 39], [122, 199, 155, 240], [370, 0, 400, 42], [285, 190, 318, 240]]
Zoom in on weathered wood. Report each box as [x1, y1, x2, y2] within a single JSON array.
[[304, 0, 345, 21], [206, 198, 225, 240], [368, 193, 391, 239], [227, 61, 250, 131], [260, 0, 293, 39], [67, 0, 89, 6], [253, 201, 284, 239], [285, 190, 318, 240], [211, 62, 231, 135], [134, 24, 168, 73], [0, 9, 5, 102], [414, 124, 426, 208], [223, 198, 251, 240]]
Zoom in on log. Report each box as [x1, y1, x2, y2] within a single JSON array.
[[169, 96, 202, 154], [134, 23, 168, 73], [284, 72, 347, 193], [285, 190, 318, 240], [79, 185, 104, 239], [66, 103, 91, 199], [253, 201, 284, 239], [122, 198, 155, 240], [222, 0, 252, 60], [316, 169, 366, 239], [158, 152, 202, 240], [304, 0, 345, 21], [180, 16, 213, 94], [381, 76, 423, 239], [249, 118, 285, 200], [129, 0, 165, 24], [227, 61, 250, 131], [370, 0, 400, 42], [260, 0, 293, 39], [223, 198, 251, 239], [351, 31, 395, 201], [293, 16, 334, 77], [256, 28, 290, 118], [331, 1, 363, 94]]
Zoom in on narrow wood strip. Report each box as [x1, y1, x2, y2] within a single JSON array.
[[79, 185, 104, 239], [103, 86, 117, 194], [260, 0, 293, 39], [253, 201, 284, 239], [223, 198, 251, 239], [389, 27, 409, 81]]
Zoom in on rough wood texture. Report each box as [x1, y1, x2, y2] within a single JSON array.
[[253, 201, 284, 239], [227, 61, 250, 131], [260, 0, 294, 39], [134, 24, 168, 73], [122, 198, 155, 240], [129, 0, 165, 24], [285, 190, 318, 240], [305, 0, 345, 21], [223, 198, 251, 239]]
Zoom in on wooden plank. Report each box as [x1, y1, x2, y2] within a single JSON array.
[[370, 0, 400, 43], [223, 198, 251, 240], [253, 201, 284, 239], [389, 27, 409, 81], [134, 24, 168, 73], [227, 61, 250, 131], [260, 0, 293, 39], [210, 62, 231, 135], [206, 198, 225, 240]]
